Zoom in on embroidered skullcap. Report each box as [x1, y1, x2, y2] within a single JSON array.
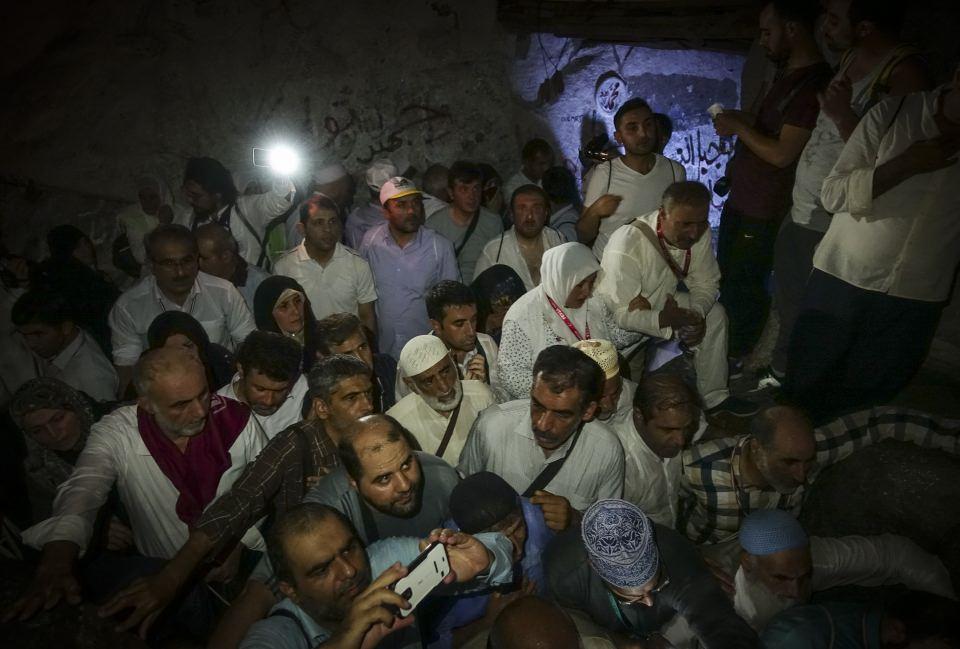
[[581, 499, 659, 588], [398, 335, 449, 378], [739, 509, 809, 556], [573, 339, 619, 379], [365, 159, 398, 191], [311, 162, 349, 185]]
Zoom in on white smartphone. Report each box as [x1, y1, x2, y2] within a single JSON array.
[[390, 541, 450, 618]]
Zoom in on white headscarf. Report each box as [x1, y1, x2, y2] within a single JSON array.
[[539, 242, 600, 340]]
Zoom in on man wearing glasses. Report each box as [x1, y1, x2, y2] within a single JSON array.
[[108, 224, 255, 392], [544, 499, 758, 649]]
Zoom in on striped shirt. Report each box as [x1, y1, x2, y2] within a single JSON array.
[[678, 407, 959, 545], [195, 418, 339, 552]]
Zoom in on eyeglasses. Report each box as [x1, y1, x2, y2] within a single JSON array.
[[612, 575, 671, 606]]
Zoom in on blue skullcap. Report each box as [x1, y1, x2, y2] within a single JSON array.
[[739, 509, 809, 556], [581, 499, 659, 588]]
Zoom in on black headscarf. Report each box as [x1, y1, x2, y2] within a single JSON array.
[[147, 311, 235, 391], [471, 264, 527, 344], [46, 225, 89, 262], [253, 275, 318, 372]]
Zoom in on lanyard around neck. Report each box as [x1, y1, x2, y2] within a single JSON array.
[[546, 295, 590, 341], [655, 216, 691, 278]]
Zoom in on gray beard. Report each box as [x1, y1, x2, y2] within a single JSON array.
[[418, 380, 463, 413]]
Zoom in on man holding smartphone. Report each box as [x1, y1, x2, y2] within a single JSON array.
[[240, 503, 514, 649]]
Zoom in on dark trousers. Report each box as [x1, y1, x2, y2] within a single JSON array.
[[717, 204, 781, 358], [771, 219, 825, 373], [785, 269, 944, 423]]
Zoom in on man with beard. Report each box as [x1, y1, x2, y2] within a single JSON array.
[[458, 345, 624, 532], [710, 0, 831, 374], [305, 414, 461, 544], [5, 348, 267, 636], [427, 161, 504, 282], [474, 185, 564, 291], [359, 177, 459, 359], [579, 97, 686, 256], [387, 335, 495, 465], [195, 223, 270, 312], [274, 194, 378, 334], [679, 406, 960, 566], [597, 181, 757, 418], [239, 503, 515, 649], [571, 339, 637, 431], [728, 510, 955, 632], [217, 330, 307, 439], [178, 156, 295, 269], [97, 355, 372, 642], [108, 224, 255, 392], [759, 0, 930, 390]]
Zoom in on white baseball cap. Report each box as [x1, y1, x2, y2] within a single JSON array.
[[379, 176, 422, 205]]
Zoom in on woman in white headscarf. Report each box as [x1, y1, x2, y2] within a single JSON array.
[[497, 242, 643, 400]]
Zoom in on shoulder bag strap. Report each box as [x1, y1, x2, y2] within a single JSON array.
[[455, 210, 482, 258], [495, 232, 506, 262], [268, 609, 313, 646], [434, 400, 463, 459], [230, 202, 271, 268], [522, 426, 583, 497], [633, 220, 684, 282]]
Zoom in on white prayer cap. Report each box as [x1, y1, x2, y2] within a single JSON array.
[[574, 339, 619, 379], [365, 159, 398, 191], [311, 162, 349, 185], [399, 335, 449, 378]]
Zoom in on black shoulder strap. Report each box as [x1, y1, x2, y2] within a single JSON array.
[[605, 159, 613, 194], [435, 400, 463, 459], [455, 210, 482, 258], [495, 232, 506, 262], [522, 426, 583, 497], [268, 609, 312, 646], [357, 496, 380, 543], [230, 202, 272, 269]]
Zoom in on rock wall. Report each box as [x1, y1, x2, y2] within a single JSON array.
[[0, 0, 743, 257]]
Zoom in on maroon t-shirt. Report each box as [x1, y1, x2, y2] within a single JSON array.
[[726, 62, 832, 219]]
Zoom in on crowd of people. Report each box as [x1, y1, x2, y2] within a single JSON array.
[[1, 0, 959, 647]]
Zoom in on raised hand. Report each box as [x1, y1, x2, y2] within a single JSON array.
[[529, 490, 577, 531], [327, 562, 415, 649]]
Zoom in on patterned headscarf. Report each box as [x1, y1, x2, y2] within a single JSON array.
[[9, 378, 96, 491], [581, 499, 659, 588]]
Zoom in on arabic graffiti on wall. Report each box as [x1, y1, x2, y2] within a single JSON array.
[[673, 126, 736, 213], [318, 102, 453, 165]]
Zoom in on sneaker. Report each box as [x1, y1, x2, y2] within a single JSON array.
[[728, 357, 745, 380], [753, 366, 784, 391], [707, 396, 761, 418]]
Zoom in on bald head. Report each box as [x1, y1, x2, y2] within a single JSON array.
[[749, 406, 817, 494], [338, 414, 406, 482], [195, 223, 239, 279], [488, 596, 580, 649], [133, 346, 205, 398]]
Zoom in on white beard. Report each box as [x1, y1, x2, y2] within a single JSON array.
[[733, 567, 803, 631], [418, 379, 463, 413]]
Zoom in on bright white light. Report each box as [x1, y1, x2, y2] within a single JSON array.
[[267, 146, 300, 175]]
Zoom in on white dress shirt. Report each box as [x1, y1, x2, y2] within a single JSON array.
[[108, 272, 256, 366], [473, 227, 565, 291], [217, 373, 308, 440], [458, 399, 625, 512], [387, 379, 496, 465], [21, 400, 268, 559], [817, 89, 960, 301], [597, 210, 721, 338], [272, 242, 377, 321], [51, 328, 118, 402], [175, 179, 295, 267]]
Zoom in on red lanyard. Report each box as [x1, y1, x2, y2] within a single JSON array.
[[656, 216, 691, 277], [547, 295, 590, 341]]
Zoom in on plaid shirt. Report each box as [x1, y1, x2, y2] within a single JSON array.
[[195, 418, 339, 553], [679, 407, 959, 545]]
